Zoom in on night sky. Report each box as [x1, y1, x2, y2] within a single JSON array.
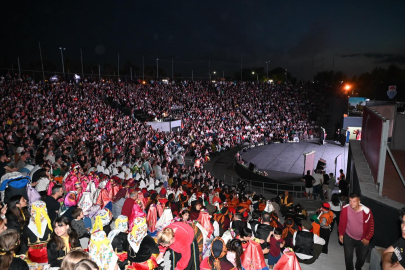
[[2, 0, 405, 79]]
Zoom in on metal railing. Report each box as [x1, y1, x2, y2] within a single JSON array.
[[223, 174, 306, 199]]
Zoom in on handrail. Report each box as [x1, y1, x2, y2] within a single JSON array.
[[223, 174, 305, 199], [386, 147, 405, 187]]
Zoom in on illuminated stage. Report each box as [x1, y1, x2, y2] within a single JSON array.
[[240, 141, 349, 185]]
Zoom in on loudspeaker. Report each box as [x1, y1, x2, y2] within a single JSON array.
[[249, 162, 255, 171]]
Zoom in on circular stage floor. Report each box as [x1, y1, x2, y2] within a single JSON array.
[[241, 141, 349, 185]]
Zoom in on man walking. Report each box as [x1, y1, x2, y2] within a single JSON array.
[[339, 193, 374, 270]]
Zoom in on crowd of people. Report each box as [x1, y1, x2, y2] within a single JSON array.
[[0, 73, 402, 270]]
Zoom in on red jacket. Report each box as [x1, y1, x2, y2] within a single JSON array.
[[338, 203, 374, 241]]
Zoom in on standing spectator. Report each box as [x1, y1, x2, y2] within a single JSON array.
[[382, 207, 405, 269], [312, 170, 323, 200], [339, 193, 374, 270], [301, 170, 315, 201], [328, 173, 336, 198], [319, 202, 335, 254], [322, 171, 330, 199], [267, 228, 285, 269], [255, 212, 273, 254], [329, 193, 343, 232], [43, 185, 64, 222]]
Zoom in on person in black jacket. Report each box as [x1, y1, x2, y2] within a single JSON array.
[[255, 212, 274, 254], [5, 195, 30, 254], [47, 216, 80, 267], [0, 229, 29, 270]]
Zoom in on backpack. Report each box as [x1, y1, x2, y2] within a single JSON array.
[[0, 176, 30, 204]]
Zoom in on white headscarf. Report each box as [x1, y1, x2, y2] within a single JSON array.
[[107, 215, 128, 242], [88, 231, 118, 270]]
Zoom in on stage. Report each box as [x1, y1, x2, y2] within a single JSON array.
[[240, 141, 349, 185]]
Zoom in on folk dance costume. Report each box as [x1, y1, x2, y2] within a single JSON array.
[[241, 239, 270, 270], [127, 217, 160, 270], [165, 222, 200, 270], [23, 200, 53, 263], [200, 237, 235, 270], [108, 215, 130, 267], [92, 208, 112, 235], [88, 230, 119, 270]]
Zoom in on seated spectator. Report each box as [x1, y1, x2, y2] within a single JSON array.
[[293, 220, 325, 264], [60, 250, 90, 270], [47, 216, 80, 268], [0, 229, 29, 270]]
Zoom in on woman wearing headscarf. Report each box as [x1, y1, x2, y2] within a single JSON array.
[[92, 208, 112, 235], [47, 216, 80, 267], [127, 217, 160, 270], [200, 237, 235, 270], [22, 200, 53, 263], [88, 230, 119, 270], [108, 215, 129, 253], [214, 207, 231, 232], [281, 218, 297, 249], [60, 191, 78, 221]]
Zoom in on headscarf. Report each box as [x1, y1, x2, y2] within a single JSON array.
[[282, 218, 297, 239], [210, 237, 228, 270], [108, 215, 128, 242], [270, 212, 279, 229], [88, 230, 118, 270], [128, 217, 148, 253], [64, 191, 77, 207], [28, 200, 53, 238], [92, 209, 111, 232], [78, 191, 93, 215]]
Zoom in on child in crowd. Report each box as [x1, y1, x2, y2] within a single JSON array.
[[71, 208, 90, 239], [267, 228, 285, 269]]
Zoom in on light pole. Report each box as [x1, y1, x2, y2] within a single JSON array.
[[80, 48, 84, 78], [285, 69, 288, 83], [265, 61, 270, 80], [156, 58, 159, 80], [210, 71, 216, 81], [252, 71, 259, 82], [59, 47, 66, 79]]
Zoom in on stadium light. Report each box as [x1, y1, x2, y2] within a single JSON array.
[[345, 85, 351, 90]]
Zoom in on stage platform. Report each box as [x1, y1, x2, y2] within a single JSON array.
[[241, 141, 349, 185]]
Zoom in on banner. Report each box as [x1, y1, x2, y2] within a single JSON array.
[[361, 107, 383, 184], [303, 151, 316, 175]]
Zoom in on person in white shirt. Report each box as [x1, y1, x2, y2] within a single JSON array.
[[312, 170, 324, 200], [293, 220, 325, 264]]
